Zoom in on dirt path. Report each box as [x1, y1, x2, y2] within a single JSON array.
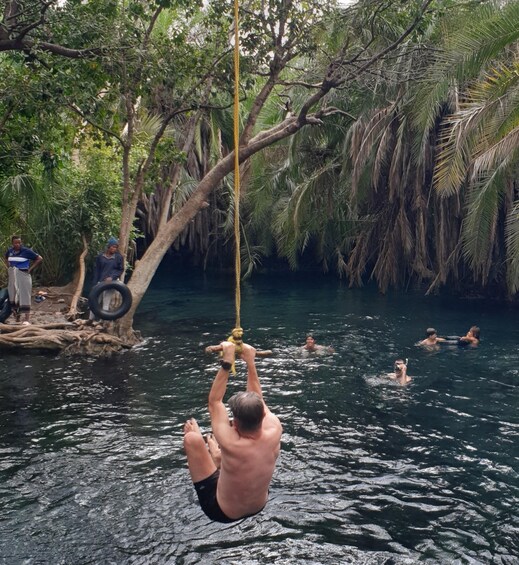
[[0, 284, 76, 326]]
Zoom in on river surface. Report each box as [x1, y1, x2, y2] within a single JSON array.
[[1, 270, 518, 564]]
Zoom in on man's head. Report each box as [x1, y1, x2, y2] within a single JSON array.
[[469, 326, 480, 339], [11, 236, 21, 251], [426, 327, 437, 337], [228, 391, 264, 433], [394, 359, 406, 373], [305, 335, 316, 350], [106, 237, 119, 255]]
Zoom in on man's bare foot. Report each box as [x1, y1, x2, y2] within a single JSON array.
[[183, 417, 202, 435], [206, 433, 221, 468]]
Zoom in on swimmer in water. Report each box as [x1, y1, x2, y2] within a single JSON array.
[[417, 328, 446, 348], [301, 334, 334, 354], [389, 359, 412, 385], [458, 326, 480, 347]]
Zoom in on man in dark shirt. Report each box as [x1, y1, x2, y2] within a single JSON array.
[[89, 237, 124, 321], [4, 235, 43, 324]]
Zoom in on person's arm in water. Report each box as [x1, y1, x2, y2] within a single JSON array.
[[459, 334, 475, 344], [463, 336, 478, 345], [208, 341, 235, 442], [398, 362, 411, 384]]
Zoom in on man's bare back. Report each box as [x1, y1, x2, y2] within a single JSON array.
[[217, 416, 281, 518]]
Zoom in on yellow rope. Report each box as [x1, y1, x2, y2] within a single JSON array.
[[233, 0, 241, 331]]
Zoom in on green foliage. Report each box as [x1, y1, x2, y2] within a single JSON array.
[[240, 0, 519, 297], [4, 0, 519, 301], [0, 138, 121, 284]]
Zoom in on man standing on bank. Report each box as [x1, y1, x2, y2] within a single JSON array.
[[183, 341, 282, 523], [89, 237, 124, 321], [4, 235, 43, 325]]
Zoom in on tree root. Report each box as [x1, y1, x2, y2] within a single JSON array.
[[0, 322, 134, 356]]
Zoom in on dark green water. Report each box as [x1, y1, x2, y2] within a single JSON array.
[[1, 270, 517, 564]]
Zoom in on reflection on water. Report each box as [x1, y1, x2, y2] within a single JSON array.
[[1, 271, 518, 564]]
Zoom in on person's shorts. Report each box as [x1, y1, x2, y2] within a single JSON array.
[[193, 470, 237, 523]]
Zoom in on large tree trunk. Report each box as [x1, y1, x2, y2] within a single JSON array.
[[116, 111, 338, 338], [115, 152, 238, 336], [66, 235, 89, 319]]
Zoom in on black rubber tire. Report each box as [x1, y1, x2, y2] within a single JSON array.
[[444, 335, 461, 341], [88, 281, 132, 321], [441, 335, 461, 345], [0, 294, 11, 323]]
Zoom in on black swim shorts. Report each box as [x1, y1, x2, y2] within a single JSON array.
[[193, 470, 237, 523]]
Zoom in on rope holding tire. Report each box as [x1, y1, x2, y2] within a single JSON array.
[[88, 281, 132, 321]]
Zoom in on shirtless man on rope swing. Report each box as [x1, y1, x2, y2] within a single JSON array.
[[183, 341, 282, 523]]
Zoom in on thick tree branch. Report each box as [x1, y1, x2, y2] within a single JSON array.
[[0, 38, 104, 57], [68, 104, 123, 145]]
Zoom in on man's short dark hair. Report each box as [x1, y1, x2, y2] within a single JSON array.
[[228, 391, 264, 433], [426, 328, 436, 337], [470, 326, 480, 339], [11, 235, 21, 243]]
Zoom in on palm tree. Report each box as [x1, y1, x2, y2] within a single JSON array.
[[243, 0, 519, 298], [422, 0, 519, 294], [244, 2, 440, 291]]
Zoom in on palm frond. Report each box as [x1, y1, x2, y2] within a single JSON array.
[[505, 200, 519, 295], [413, 1, 519, 160], [134, 110, 176, 143], [461, 170, 503, 278], [433, 120, 471, 196], [171, 172, 199, 213], [351, 106, 393, 194], [471, 125, 519, 180]]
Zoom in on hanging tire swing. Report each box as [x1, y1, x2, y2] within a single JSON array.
[[88, 281, 132, 321]]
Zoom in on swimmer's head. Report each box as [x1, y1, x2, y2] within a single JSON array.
[[394, 359, 406, 373], [305, 335, 317, 350], [426, 328, 437, 337], [228, 391, 264, 433], [469, 326, 480, 339]]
